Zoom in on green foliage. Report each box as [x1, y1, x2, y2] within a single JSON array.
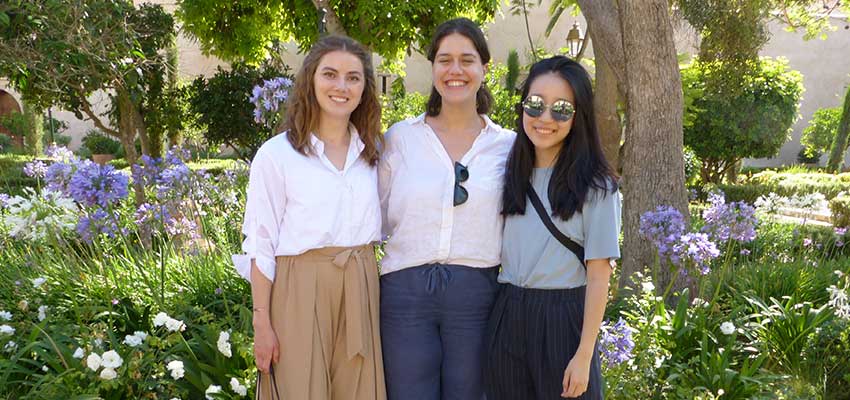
[[0, 112, 28, 139], [679, 0, 771, 63], [682, 57, 803, 183], [176, 0, 501, 68], [486, 63, 522, 131], [82, 130, 121, 155], [829, 194, 850, 227], [505, 49, 520, 93], [22, 102, 42, 157], [826, 85, 850, 172], [684, 146, 702, 185], [189, 63, 291, 162], [381, 92, 427, 132], [801, 106, 841, 159], [0, 134, 12, 154], [800, 317, 850, 399]]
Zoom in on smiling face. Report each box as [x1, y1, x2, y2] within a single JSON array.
[[313, 50, 365, 122], [431, 33, 486, 108], [522, 72, 575, 167]]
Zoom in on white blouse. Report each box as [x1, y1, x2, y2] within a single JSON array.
[[232, 128, 382, 282], [378, 114, 516, 275]]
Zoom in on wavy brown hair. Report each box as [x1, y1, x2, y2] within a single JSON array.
[[283, 35, 382, 166]]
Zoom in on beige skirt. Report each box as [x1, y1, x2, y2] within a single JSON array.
[[257, 245, 386, 400]]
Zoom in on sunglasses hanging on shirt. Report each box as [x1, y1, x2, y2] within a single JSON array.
[[453, 161, 469, 207]]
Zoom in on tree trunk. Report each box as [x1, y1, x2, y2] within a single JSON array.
[[575, 0, 627, 95], [312, 0, 347, 35], [826, 85, 850, 172], [617, 0, 689, 294], [117, 89, 145, 207], [590, 29, 623, 171], [22, 101, 43, 156]]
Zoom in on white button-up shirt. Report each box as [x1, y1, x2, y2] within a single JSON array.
[[232, 128, 382, 282], [378, 114, 516, 275]]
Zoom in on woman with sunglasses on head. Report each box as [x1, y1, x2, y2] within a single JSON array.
[[233, 35, 386, 400], [377, 17, 515, 400], [484, 56, 620, 400]]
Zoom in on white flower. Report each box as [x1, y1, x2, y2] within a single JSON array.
[[167, 360, 185, 380], [720, 321, 735, 335], [165, 317, 186, 332], [205, 384, 222, 399], [230, 377, 247, 396], [4, 341, 17, 352], [217, 331, 232, 358], [37, 305, 47, 322], [0, 325, 14, 335], [73, 347, 85, 359], [99, 367, 117, 380], [641, 281, 655, 294], [827, 284, 850, 319], [93, 338, 103, 348], [32, 277, 46, 288], [123, 331, 147, 347], [42, 365, 49, 372], [87, 353, 102, 371], [153, 312, 170, 327], [0, 311, 11, 321], [101, 350, 123, 369]]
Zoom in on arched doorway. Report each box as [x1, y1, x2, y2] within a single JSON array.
[[0, 89, 24, 148]]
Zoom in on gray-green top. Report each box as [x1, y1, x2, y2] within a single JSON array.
[[499, 167, 621, 289]]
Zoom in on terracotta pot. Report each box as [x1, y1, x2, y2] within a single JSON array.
[[92, 154, 115, 165]]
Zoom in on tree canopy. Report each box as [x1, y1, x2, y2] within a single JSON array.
[[176, 0, 501, 70]]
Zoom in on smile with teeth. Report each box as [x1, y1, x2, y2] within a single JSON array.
[[330, 95, 349, 103], [533, 127, 556, 135], [445, 80, 467, 87]]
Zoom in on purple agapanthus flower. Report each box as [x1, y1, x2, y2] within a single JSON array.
[[702, 192, 757, 243], [0, 193, 9, 209], [45, 162, 76, 194], [68, 161, 129, 208], [250, 76, 293, 127], [598, 318, 635, 368], [673, 232, 720, 275], [639, 206, 686, 260], [76, 208, 120, 242], [23, 160, 48, 178]]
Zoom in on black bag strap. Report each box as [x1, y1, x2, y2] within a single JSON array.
[[526, 185, 586, 268], [256, 365, 282, 400]]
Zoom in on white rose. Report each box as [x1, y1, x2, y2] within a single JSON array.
[[133, 331, 148, 341], [153, 312, 170, 327], [205, 384, 222, 399], [123, 333, 143, 347], [32, 277, 46, 288], [0, 311, 11, 321], [217, 331, 232, 358], [72, 347, 85, 359], [165, 318, 186, 332], [101, 350, 123, 369], [167, 360, 185, 380], [0, 325, 14, 335], [720, 321, 735, 335], [99, 367, 117, 380], [87, 353, 102, 371], [230, 377, 247, 396]]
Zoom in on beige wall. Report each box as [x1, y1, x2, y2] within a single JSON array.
[[2, 1, 847, 167]]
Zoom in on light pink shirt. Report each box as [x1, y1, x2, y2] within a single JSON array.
[[378, 114, 516, 275], [233, 128, 381, 282]]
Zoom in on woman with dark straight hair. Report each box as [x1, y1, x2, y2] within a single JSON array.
[[485, 55, 620, 400], [234, 35, 386, 400], [378, 17, 515, 400]]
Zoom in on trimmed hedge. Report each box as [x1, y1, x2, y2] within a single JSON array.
[[719, 170, 850, 203], [829, 194, 850, 227]]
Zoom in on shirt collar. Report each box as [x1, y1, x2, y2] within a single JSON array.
[[309, 123, 364, 154], [413, 113, 501, 134]]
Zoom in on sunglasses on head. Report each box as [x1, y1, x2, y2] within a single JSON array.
[[454, 161, 469, 207], [521, 95, 575, 122]]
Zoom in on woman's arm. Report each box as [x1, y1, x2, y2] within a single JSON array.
[[562, 258, 611, 398]]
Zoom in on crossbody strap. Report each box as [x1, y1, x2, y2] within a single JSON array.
[[256, 365, 282, 400], [526, 185, 586, 269]]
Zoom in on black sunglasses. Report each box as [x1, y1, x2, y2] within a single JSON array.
[[521, 95, 575, 122], [454, 161, 469, 207]]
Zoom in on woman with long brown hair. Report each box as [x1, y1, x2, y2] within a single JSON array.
[[233, 35, 386, 399]]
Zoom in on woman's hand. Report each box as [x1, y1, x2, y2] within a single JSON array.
[[561, 353, 591, 398], [253, 315, 279, 374]]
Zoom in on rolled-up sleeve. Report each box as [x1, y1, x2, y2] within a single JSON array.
[[582, 185, 622, 263], [232, 148, 285, 282]]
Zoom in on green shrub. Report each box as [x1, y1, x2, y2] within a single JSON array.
[[716, 183, 772, 203], [486, 63, 522, 130], [682, 57, 803, 183], [801, 106, 841, 160], [0, 134, 12, 153], [684, 146, 702, 185], [81, 130, 121, 155], [801, 317, 850, 399], [381, 91, 427, 132], [829, 194, 850, 227]]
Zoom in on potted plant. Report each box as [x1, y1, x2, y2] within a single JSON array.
[[82, 130, 121, 165]]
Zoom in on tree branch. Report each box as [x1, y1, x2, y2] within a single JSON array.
[[77, 90, 119, 137], [575, 0, 627, 90], [311, 0, 347, 35]]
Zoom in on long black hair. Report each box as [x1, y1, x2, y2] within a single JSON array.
[[502, 55, 618, 220], [425, 18, 493, 116]]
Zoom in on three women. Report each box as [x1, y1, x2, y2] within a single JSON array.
[[236, 18, 619, 400]]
